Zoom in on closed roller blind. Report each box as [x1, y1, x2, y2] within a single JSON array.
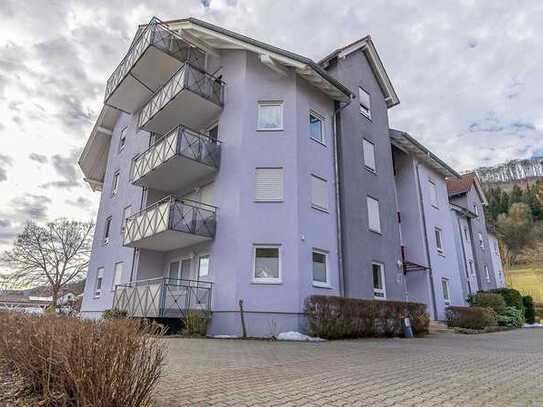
[[255, 168, 283, 201], [311, 175, 328, 210]]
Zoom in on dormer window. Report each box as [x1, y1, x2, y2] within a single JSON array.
[[359, 87, 371, 119]]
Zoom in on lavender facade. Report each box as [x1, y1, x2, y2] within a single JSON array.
[[79, 17, 502, 334]]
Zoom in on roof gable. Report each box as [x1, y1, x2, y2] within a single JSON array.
[[446, 172, 488, 205]]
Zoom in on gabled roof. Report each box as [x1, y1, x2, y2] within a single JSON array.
[[446, 172, 488, 205], [162, 17, 353, 102], [319, 36, 400, 108], [389, 129, 460, 179]]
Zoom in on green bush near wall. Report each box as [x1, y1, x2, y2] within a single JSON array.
[[488, 288, 524, 311], [523, 296, 536, 324]]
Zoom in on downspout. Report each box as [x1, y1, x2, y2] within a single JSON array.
[[332, 97, 352, 297], [415, 162, 438, 319]]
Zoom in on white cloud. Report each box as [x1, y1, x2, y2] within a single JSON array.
[[0, 0, 542, 252]]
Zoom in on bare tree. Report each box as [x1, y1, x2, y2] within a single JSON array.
[[1, 219, 93, 307]]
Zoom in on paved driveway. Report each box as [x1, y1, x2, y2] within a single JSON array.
[[156, 329, 543, 406]]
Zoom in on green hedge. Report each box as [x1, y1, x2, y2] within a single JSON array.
[[304, 295, 429, 339], [468, 292, 506, 314], [496, 306, 525, 327], [446, 306, 497, 330], [488, 288, 524, 310], [522, 296, 536, 324]]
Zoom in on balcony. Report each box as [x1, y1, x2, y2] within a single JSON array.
[[123, 196, 217, 251], [113, 278, 212, 318], [104, 18, 206, 113], [138, 63, 224, 134], [131, 125, 221, 193]]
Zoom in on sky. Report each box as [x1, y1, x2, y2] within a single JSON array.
[[0, 0, 542, 253]]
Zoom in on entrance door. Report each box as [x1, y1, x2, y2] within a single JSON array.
[[180, 258, 192, 281]]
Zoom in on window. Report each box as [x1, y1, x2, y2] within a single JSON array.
[[429, 179, 439, 208], [118, 127, 127, 152], [121, 206, 131, 235], [442, 278, 450, 304], [312, 250, 328, 287], [435, 227, 444, 254], [257, 101, 283, 130], [372, 263, 386, 299], [362, 139, 376, 172], [95, 267, 104, 297], [311, 175, 328, 211], [469, 260, 475, 276], [253, 246, 281, 283], [112, 262, 123, 290], [309, 112, 325, 144], [255, 168, 283, 202], [198, 255, 209, 278], [103, 217, 112, 245], [168, 261, 180, 283], [464, 227, 469, 242], [478, 233, 485, 250], [208, 124, 219, 142], [358, 87, 371, 119], [484, 265, 490, 281], [473, 204, 479, 217], [111, 171, 120, 196], [367, 196, 381, 233]]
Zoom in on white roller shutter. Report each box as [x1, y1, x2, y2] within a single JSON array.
[[311, 175, 328, 210], [255, 168, 283, 201]]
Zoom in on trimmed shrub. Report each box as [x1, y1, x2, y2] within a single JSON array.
[[522, 296, 536, 324], [304, 295, 429, 339], [446, 306, 497, 330], [0, 313, 164, 406], [468, 292, 506, 314], [497, 306, 525, 328], [183, 311, 211, 336], [488, 288, 524, 310], [103, 308, 128, 319]]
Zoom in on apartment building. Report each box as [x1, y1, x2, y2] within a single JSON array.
[[79, 17, 502, 334], [488, 230, 506, 288]]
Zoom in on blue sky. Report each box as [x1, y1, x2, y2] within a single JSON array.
[[0, 0, 542, 250]]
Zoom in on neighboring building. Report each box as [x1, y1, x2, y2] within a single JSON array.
[[390, 130, 465, 320], [447, 173, 498, 291], [78, 17, 503, 333], [487, 231, 506, 288]]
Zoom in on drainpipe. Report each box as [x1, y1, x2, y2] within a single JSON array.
[[415, 162, 438, 319], [331, 97, 352, 297]]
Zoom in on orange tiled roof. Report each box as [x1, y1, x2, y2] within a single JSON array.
[[447, 172, 476, 197]]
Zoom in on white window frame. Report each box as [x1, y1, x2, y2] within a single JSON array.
[[112, 262, 123, 291], [311, 174, 328, 212], [362, 138, 376, 173], [252, 245, 282, 284], [198, 254, 210, 278], [111, 171, 120, 196], [121, 206, 131, 235], [255, 167, 284, 202], [429, 179, 439, 208], [372, 262, 386, 299], [478, 232, 485, 250], [367, 196, 381, 234], [167, 260, 181, 283], [118, 127, 127, 153], [103, 216, 112, 245], [435, 227, 444, 254], [309, 111, 325, 145], [442, 278, 450, 305], [464, 227, 469, 242], [484, 265, 490, 281], [257, 101, 283, 131], [358, 87, 371, 119], [312, 249, 329, 288], [469, 260, 475, 276], [94, 267, 104, 298], [473, 204, 479, 217]]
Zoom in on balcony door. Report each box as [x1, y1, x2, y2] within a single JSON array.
[[180, 258, 192, 281], [168, 258, 192, 283]]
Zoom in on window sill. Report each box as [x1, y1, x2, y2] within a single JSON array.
[[311, 205, 329, 214], [432, 204, 440, 210], [254, 200, 284, 203], [360, 111, 372, 122], [251, 280, 282, 285], [312, 282, 332, 289], [310, 137, 327, 147], [256, 128, 284, 132], [369, 228, 382, 236], [364, 166, 376, 175], [437, 251, 445, 257]]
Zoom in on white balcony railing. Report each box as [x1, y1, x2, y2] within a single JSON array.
[[130, 125, 221, 185]]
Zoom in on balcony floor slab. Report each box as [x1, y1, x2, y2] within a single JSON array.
[[124, 229, 211, 252]]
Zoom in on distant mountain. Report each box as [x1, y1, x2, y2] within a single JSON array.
[[476, 157, 543, 186]]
